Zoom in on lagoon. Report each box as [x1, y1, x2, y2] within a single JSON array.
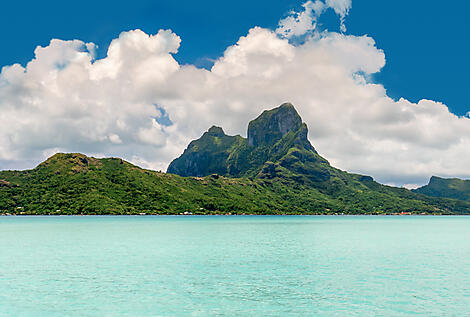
[[1, 216, 469, 316]]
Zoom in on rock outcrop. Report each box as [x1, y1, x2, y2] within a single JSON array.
[[247, 103, 303, 147]]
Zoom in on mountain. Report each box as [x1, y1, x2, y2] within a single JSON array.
[[1, 103, 470, 215], [413, 176, 470, 201], [167, 103, 316, 178]]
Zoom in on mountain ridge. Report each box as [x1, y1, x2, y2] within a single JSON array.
[[1, 103, 470, 215], [413, 176, 470, 201]]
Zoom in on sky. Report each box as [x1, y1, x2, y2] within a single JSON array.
[[0, 0, 469, 187]]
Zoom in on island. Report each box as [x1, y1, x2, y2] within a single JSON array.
[[1, 103, 469, 215]]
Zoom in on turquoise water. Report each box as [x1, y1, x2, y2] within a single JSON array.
[[0, 216, 469, 316]]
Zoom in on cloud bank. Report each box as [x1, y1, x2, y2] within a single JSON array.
[[0, 2, 469, 186]]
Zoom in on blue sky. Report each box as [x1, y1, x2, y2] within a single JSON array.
[[1, 0, 468, 116]]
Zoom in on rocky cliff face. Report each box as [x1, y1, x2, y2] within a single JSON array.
[[247, 103, 303, 147]]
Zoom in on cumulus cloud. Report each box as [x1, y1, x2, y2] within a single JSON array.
[[276, 0, 352, 38], [0, 6, 469, 186]]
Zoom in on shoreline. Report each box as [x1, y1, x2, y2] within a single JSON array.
[[0, 213, 465, 217]]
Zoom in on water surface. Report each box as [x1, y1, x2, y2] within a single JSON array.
[[1, 216, 469, 316]]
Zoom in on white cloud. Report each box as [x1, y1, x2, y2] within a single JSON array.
[[108, 134, 123, 144], [326, 0, 352, 32], [276, 0, 352, 38], [276, 1, 325, 38], [0, 10, 469, 186], [326, 0, 352, 16]]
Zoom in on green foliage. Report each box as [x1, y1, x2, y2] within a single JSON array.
[[413, 176, 470, 201], [0, 152, 468, 215]]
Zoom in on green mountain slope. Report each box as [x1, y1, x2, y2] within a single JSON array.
[[166, 126, 247, 177], [1, 103, 469, 215], [413, 176, 470, 201], [0, 153, 297, 215], [0, 153, 468, 215]]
